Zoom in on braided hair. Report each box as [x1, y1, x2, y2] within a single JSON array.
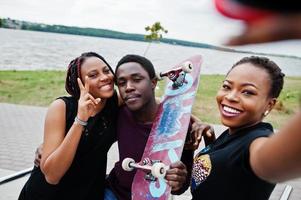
[[65, 52, 113, 99], [228, 56, 285, 98]]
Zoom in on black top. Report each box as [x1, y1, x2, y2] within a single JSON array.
[[19, 92, 118, 200], [191, 122, 276, 200]]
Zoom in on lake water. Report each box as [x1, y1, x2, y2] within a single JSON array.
[[0, 28, 301, 76]]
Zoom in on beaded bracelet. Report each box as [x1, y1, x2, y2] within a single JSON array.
[[74, 116, 88, 126]]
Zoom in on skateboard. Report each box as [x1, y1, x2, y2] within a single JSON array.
[[122, 55, 202, 200]]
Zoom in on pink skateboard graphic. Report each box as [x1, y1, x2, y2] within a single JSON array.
[[122, 55, 202, 200]]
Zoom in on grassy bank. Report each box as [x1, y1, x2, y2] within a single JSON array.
[[0, 70, 300, 128]]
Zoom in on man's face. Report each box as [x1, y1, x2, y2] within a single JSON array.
[[116, 62, 157, 111]]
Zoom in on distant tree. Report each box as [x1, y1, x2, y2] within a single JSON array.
[[21, 24, 28, 30], [144, 22, 168, 55], [0, 18, 2, 27]]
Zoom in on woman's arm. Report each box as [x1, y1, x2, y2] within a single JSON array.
[[40, 99, 85, 184], [249, 111, 301, 183], [41, 77, 101, 184]]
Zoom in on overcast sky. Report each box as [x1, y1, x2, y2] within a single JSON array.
[[1, 0, 301, 57], [0, 0, 243, 44]]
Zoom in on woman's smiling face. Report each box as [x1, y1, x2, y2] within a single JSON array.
[[216, 62, 275, 133], [80, 56, 114, 99]]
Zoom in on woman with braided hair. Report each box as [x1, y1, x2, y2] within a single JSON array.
[[19, 52, 119, 200]]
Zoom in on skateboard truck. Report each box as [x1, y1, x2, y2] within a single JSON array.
[[122, 158, 169, 181], [159, 61, 193, 89]]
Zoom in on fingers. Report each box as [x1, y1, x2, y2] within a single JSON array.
[[81, 98, 101, 111], [77, 76, 102, 120], [78, 76, 101, 107], [85, 93, 101, 106], [205, 126, 215, 138], [190, 123, 209, 148], [167, 179, 184, 192], [191, 122, 205, 140], [34, 145, 43, 167], [204, 127, 216, 145], [169, 161, 186, 170], [77, 76, 90, 94], [185, 122, 215, 150], [165, 161, 187, 191], [34, 157, 41, 167], [226, 27, 274, 45], [83, 99, 97, 109], [225, 16, 298, 45], [77, 78, 85, 92], [225, 18, 275, 45], [84, 76, 90, 93]]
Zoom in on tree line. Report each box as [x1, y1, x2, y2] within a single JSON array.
[[0, 17, 215, 49]]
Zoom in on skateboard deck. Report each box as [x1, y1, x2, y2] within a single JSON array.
[[131, 55, 202, 200]]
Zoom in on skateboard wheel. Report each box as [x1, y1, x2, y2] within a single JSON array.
[[122, 158, 135, 171], [151, 162, 167, 178], [182, 61, 193, 73]]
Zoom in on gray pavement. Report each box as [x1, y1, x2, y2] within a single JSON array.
[[0, 103, 300, 199]]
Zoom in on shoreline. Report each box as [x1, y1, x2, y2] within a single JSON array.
[[1, 27, 301, 60], [1, 28, 301, 77]]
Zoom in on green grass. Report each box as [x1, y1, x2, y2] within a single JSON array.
[[0, 70, 67, 106], [1, 70, 300, 128]]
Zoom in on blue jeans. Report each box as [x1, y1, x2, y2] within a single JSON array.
[[104, 187, 118, 200]]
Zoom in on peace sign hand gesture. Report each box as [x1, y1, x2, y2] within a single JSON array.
[[76, 76, 101, 122]]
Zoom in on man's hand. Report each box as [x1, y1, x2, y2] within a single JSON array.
[[185, 116, 215, 150], [165, 161, 187, 192], [34, 144, 43, 167]]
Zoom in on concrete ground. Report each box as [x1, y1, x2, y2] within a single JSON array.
[[0, 103, 300, 199]]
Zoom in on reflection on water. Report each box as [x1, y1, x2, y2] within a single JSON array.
[[0, 28, 301, 76]]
